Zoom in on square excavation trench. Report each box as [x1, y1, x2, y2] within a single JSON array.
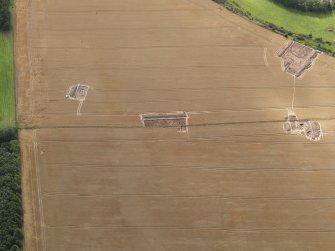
[[66, 84, 90, 101], [278, 41, 320, 77], [140, 112, 189, 132]]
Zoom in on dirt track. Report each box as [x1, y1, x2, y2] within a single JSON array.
[[16, 0, 335, 250]]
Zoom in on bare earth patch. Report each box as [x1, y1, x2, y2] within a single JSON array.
[[66, 84, 89, 115], [140, 112, 188, 132], [283, 110, 322, 141], [278, 41, 320, 77], [66, 84, 89, 101]]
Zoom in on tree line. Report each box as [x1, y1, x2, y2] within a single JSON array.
[[213, 0, 335, 56], [0, 129, 23, 251], [0, 0, 11, 31], [273, 0, 335, 12]]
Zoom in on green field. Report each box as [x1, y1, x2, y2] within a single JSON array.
[[0, 31, 16, 128], [218, 0, 335, 54]]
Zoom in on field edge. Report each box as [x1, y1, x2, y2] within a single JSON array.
[[213, 0, 335, 56]]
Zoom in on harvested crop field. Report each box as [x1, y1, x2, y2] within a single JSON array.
[[16, 0, 335, 250]]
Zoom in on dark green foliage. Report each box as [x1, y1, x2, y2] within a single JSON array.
[[0, 0, 11, 32], [0, 128, 23, 251], [0, 128, 17, 143], [213, 0, 254, 18], [315, 37, 324, 43], [273, 0, 335, 12], [213, 0, 335, 56]]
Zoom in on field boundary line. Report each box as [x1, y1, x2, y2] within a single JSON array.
[[33, 130, 47, 251], [43, 225, 335, 233]]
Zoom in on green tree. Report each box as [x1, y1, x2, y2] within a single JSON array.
[[0, 0, 11, 31], [273, 0, 335, 12], [0, 129, 23, 251]]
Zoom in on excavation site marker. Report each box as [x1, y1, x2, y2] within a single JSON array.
[[66, 84, 90, 116], [278, 41, 320, 78], [140, 112, 189, 133], [283, 110, 323, 141], [278, 42, 323, 141]]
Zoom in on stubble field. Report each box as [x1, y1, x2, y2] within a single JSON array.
[[16, 0, 335, 250]]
